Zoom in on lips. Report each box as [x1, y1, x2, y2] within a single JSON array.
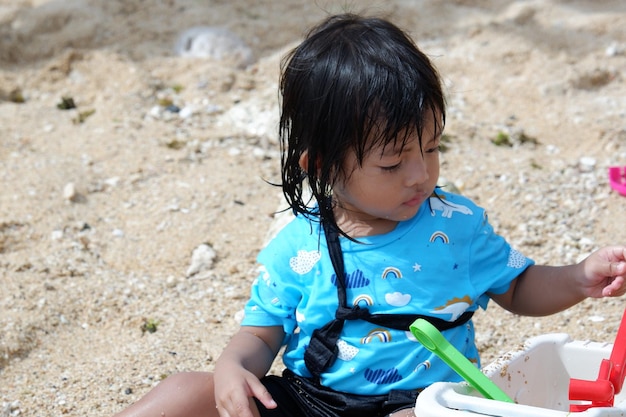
[[404, 194, 425, 207]]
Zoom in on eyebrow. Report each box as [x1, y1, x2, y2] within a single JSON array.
[[381, 134, 440, 157]]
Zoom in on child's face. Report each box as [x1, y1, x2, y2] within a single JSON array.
[[333, 117, 441, 236]]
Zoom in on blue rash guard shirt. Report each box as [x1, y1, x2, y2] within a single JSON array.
[[241, 191, 534, 395]]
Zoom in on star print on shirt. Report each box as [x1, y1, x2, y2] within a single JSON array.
[[413, 263, 422, 272]]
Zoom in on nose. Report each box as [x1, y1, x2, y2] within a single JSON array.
[[405, 153, 429, 186]]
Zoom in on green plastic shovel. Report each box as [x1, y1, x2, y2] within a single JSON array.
[[410, 318, 514, 403]]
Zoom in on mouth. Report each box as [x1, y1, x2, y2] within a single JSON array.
[[404, 194, 425, 207]]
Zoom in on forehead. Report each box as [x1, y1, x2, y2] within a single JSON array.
[[374, 115, 441, 154]]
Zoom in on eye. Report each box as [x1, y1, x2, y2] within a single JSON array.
[[381, 162, 401, 172], [425, 145, 440, 154]]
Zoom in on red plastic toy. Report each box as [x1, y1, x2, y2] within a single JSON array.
[[609, 166, 626, 196], [569, 308, 626, 411]]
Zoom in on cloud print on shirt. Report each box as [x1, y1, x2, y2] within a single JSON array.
[[331, 269, 370, 288], [385, 292, 411, 307], [364, 367, 403, 384], [289, 250, 321, 274], [507, 248, 527, 268]]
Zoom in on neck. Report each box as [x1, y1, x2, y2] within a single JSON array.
[[334, 209, 398, 238]]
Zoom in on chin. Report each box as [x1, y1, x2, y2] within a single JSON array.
[[396, 208, 420, 221]]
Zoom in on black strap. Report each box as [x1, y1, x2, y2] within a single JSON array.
[[303, 221, 473, 379], [303, 222, 349, 378]]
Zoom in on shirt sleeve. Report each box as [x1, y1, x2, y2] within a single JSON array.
[[240, 235, 301, 335], [468, 209, 535, 309]]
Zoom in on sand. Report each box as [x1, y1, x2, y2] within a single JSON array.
[[1, 1, 626, 415]]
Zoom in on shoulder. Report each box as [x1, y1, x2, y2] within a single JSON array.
[[260, 213, 320, 256], [257, 214, 325, 283]]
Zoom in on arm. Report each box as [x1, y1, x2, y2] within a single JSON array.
[[491, 246, 626, 316], [214, 325, 285, 417]]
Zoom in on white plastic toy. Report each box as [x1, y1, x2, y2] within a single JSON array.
[[412, 309, 626, 416]]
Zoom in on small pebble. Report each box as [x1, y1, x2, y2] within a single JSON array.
[[174, 26, 255, 68], [186, 243, 216, 277], [179, 106, 194, 119], [578, 156, 596, 172], [63, 182, 77, 201]]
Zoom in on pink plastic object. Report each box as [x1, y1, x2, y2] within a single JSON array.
[[609, 166, 626, 196], [569, 308, 626, 412]]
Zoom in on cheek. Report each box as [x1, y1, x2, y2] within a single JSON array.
[[431, 161, 440, 176], [342, 176, 385, 204], [428, 154, 440, 175]]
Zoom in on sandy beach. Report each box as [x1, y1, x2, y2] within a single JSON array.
[[1, 1, 626, 415]]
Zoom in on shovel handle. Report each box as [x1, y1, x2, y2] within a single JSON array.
[[410, 318, 514, 403]]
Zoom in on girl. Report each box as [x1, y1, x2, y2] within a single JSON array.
[[114, 13, 626, 417]]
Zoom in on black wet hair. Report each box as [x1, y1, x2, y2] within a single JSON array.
[[279, 13, 446, 237]]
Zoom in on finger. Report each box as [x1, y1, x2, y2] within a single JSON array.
[[604, 246, 626, 262], [249, 380, 277, 409], [610, 261, 626, 277], [603, 276, 626, 297], [215, 404, 227, 417], [254, 388, 277, 410], [594, 260, 626, 283], [221, 394, 256, 417]]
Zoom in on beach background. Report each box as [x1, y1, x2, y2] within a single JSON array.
[[1, 0, 626, 415]]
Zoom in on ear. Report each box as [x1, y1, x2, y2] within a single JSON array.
[[299, 150, 322, 173]]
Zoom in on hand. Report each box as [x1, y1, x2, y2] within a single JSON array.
[[214, 362, 277, 417], [213, 326, 283, 416], [580, 246, 626, 298]]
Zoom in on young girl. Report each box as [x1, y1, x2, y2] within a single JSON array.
[[114, 13, 626, 417]]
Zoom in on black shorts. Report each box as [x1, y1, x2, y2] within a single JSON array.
[[254, 369, 420, 417]]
